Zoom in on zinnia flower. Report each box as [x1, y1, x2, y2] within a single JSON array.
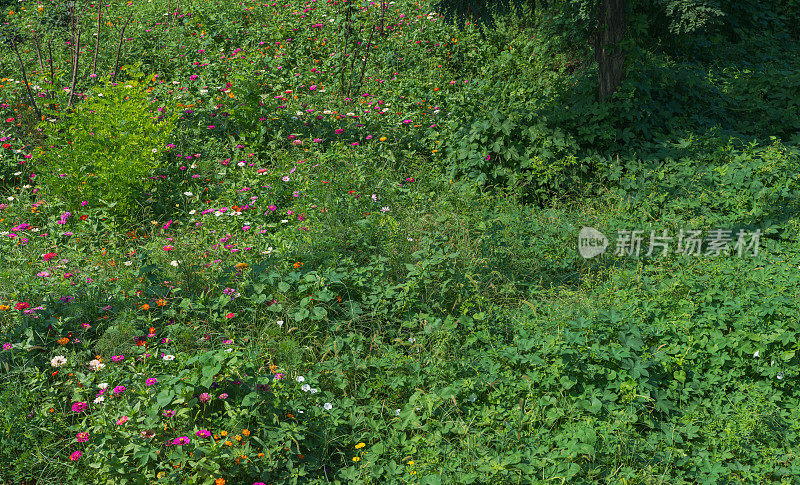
[[173, 436, 190, 445], [146, 378, 158, 386], [76, 432, 89, 442], [199, 392, 211, 403], [51, 355, 67, 367], [69, 450, 82, 461], [116, 415, 129, 425], [196, 429, 211, 438], [72, 402, 88, 413]]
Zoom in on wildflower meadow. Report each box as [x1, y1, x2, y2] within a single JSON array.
[[1, 0, 800, 483]]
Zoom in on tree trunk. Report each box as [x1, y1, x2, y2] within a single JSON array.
[[594, 0, 626, 101]]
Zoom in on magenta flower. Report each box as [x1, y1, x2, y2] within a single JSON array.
[[196, 429, 211, 438], [116, 415, 129, 425], [111, 355, 124, 362], [69, 450, 82, 461], [163, 409, 175, 417], [199, 392, 211, 403], [76, 432, 89, 443], [173, 436, 190, 446], [218, 393, 228, 400], [113, 385, 126, 395], [72, 402, 88, 413], [146, 378, 158, 386], [2, 343, 11, 351]]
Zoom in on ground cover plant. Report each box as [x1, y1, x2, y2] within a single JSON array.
[[0, 0, 799, 483]]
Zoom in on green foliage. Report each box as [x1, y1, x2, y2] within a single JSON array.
[[34, 73, 177, 226]]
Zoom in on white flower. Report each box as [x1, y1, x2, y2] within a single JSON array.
[[124, 261, 132, 266], [152, 148, 158, 154], [50, 355, 67, 367], [88, 359, 105, 371], [296, 376, 305, 383], [170, 260, 180, 267], [94, 395, 105, 404], [183, 192, 193, 196], [381, 206, 390, 213], [324, 403, 333, 410], [301, 384, 311, 392], [163, 354, 175, 361], [189, 210, 196, 215], [408, 337, 416, 343], [225, 348, 232, 353], [97, 382, 109, 389], [753, 350, 760, 358], [310, 388, 318, 394], [277, 320, 284, 328], [395, 409, 401, 416]]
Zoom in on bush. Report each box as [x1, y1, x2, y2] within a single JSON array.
[[34, 73, 177, 227]]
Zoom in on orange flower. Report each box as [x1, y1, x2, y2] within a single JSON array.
[[258, 453, 265, 458], [156, 299, 167, 307], [0, 305, 9, 311], [235, 262, 248, 270], [215, 479, 225, 485], [293, 261, 303, 269], [235, 435, 242, 442], [57, 337, 69, 345], [225, 440, 233, 447], [95, 355, 102, 362], [220, 430, 228, 437], [242, 429, 250, 436], [140, 304, 150, 310], [149, 327, 156, 334], [268, 364, 277, 372]]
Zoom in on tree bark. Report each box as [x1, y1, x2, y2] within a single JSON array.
[[593, 0, 626, 101]]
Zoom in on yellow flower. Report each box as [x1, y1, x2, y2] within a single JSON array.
[[225, 440, 233, 447], [408, 460, 415, 465], [355, 442, 365, 449], [0, 305, 9, 311], [235, 435, 242, 442], [220, 430, 228, 437], [379, 137, 387, 142], [352, 456, 360, 462]]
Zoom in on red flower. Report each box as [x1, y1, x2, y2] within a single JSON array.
[[226, 313, 235, 319], [2, 143, 11, 149], [42, 252, 57, 262], [163, 245, 174, 251], [80, 215, 88, 221], [15, 302, 30, 311]]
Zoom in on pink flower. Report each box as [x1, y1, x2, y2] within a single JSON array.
[[173, 436, 190, 445], [226, 313, 235, 319], [310, 85, 317, 90], [2, 343, 11, 351], [196, 429, 211, 438], [208, 125, 215, 130], [163, 409, 175, 417], [146, 378, 158, 386], [72, 402, 88, 413], [42, 252, 57, 262], [113, 385, 126, 395], [76, 432, 89, 443], [15, 302, 29, 311], [163, 245, 174, 251], [111, 355, 124, 362], [199, 393, 212, 403], [69, 450, 82, 461], [218, 393, 228, 400], [116, 415, 129, 425]]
